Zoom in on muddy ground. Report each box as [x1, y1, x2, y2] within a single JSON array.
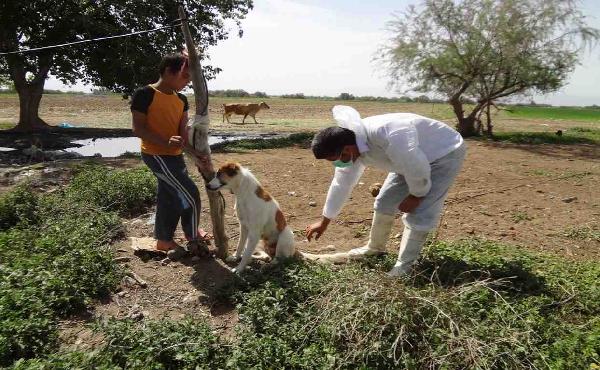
[[1, 138, 598, 350]]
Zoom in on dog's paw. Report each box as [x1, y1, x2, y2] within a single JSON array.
[[226, 255, 241, 263], [252, 250, 271, 262]]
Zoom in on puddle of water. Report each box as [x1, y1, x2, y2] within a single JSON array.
[[0, 135, 279, 158], [66, 137, 141, 157]]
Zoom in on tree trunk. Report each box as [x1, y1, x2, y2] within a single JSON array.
[[450, 97, 478, 137], [10, 54, 53, 132], [15, 81, 49, 131], [485, 103, 493, 136], [457, 116, 477, 137], [179, 6, 229, 260]]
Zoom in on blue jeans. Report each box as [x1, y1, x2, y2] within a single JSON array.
[[142, 153, 201, 241], [374, 142, 466, 231]]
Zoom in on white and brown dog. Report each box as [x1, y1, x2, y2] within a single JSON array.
[[207, 162, 296, 274]]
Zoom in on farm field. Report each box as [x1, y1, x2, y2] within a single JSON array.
[[1, 94, 599, 134]]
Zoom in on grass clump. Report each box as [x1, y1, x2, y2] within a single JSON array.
[[0, 184, 39, 231], [0, 165, 156, 366], [13, 320, 225, 370], [563, 224, 600, 243], [510, 210, 533, 223], [213, 132, 314, 152], [490, 126, 600, 145], [66, 163, 156, 217]]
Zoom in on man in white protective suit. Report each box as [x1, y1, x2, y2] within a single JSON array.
[[305, 105, 466, 277]]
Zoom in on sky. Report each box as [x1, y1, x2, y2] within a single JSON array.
[[45, 0, 600, 106]]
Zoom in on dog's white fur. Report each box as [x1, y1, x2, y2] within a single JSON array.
[[207, 163, 295, 274]]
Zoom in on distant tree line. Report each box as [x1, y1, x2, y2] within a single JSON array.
[[208, 89, 268, 98]]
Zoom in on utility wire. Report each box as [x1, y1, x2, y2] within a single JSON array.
[[0, 21, 182, 56]]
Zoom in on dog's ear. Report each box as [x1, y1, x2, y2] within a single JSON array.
[[219, 162, 241, 177]]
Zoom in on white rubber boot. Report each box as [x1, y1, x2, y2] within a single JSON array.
[[387, 227, 428, 277], [348, 212, 394, 259]]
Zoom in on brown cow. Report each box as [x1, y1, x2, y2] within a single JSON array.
[[222, 102, 270, 124]]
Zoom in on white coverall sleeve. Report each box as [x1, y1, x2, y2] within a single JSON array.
[[385, 124, 432, 197], [322, 162, 366, 219]]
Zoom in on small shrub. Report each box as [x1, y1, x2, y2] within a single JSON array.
[[213, 132, 314, 152], [491, 128, 600, 145], [0, 184, 39, 231], [11, 319, 226, 370], [564, 225, 600, 242], [0, 165, 157, 366], [511, 210, 532, 223], [67, 164, 156, 217]]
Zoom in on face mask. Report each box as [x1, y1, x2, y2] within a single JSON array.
[[333, 152, 353, 168]]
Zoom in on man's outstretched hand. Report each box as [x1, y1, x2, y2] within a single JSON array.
[[305, 217, 331, 241]]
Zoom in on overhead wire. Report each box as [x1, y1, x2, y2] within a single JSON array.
[[0, 20, 183, 56]]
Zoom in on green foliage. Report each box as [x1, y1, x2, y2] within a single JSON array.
[[12, 320, 226, 370], [0, 0, 254, 131], [511, 210, 532, 223], [0, 1, 253, 95], [4, 187, 599, 369], [490, 129, 600, 145], [380, 0, 599, 134], [37, 239, 593, 369], [66, 164, 156, 217], [564, 225, 600, 242], [213, 132, 314, 152], [507, 106, 600, 121], [0, 184, 39, 231], [0, 166, 157, 366], [280, 93, 306, 99]]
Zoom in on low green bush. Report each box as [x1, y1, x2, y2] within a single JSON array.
[[67, 164, 156, 217], [0, 165, 157, 366]]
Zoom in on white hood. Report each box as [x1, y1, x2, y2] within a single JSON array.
[[332, 105, 368, 151]]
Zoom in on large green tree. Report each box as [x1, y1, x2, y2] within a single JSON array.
[[380, 0, 598, 136], [0, 0, 253, 131]]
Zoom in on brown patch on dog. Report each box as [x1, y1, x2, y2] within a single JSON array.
[[255, 185, 272, 201], [265, 241, 277, 257], [275, 209, 287, 232], [260, 235, 277, 257], [219, 162, 240, 177]]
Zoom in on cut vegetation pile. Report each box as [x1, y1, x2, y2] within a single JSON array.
[[1, 166, 598, 369]]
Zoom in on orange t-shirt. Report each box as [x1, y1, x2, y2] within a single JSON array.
[[130, 85, 189, 156]]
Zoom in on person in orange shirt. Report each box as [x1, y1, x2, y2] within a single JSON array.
[[131, 53, 208, 260]]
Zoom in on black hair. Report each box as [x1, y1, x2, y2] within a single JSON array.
[[159, 53, 187, 75], [311, 127, 356, 159]]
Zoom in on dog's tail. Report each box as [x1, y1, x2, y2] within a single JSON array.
[[298, 251, 350, 264]]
